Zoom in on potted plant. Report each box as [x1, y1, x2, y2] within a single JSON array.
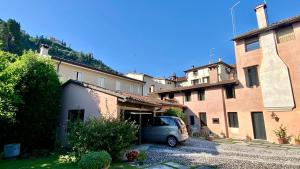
[[205, 132, 214, 141], [126, 150, 139, 162], [273, 125, 288, 144], [294, 132, 300, 146], [137, 150, 147, 166]]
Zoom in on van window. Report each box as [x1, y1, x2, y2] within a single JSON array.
[[160, 117, 176, 126]]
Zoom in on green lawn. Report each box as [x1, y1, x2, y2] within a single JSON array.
[[0, 156, 137, 169]]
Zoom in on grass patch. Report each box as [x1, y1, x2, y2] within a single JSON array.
[[0, 155, 137, 169]]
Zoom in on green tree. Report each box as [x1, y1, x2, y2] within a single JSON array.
[[0, 51, 61, 150], [164, 108, 186, 121]]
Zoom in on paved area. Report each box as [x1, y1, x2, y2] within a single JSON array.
[[143, 138, 300, 169]]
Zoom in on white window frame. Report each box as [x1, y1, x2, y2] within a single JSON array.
[[97, 77, 105, 88], [116, 81, 121, 91]]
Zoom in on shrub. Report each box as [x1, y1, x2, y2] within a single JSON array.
[[78, 151, 111, 169], [165, 108, 186, 121], [137, 150, 147, 162], [68, 118, 139, 160]]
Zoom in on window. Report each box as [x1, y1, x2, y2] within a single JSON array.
[[68, 109, 84, 122], [228, 112, 239, 128], [225, 85, 235, 99], [169, 93, 174, 99], [244, 66, 259, 87], [197, 90, 205, 101], [185, 91, 191, 102], [193, 70, 198, 76], [149, 85, 155, 93], [74, 72, 83, 81], [137, 86, 141, 94], [116, 81, 121, 90], [161, 117, 176, 126], [245, 36, 260, 52], [190, 116, 195, 125], [199, 112, 207, 127], [202, 77, 209, 83], [191, 79, 199, 86], [129, 85, 134, 93], [276, 26, 295, 43], [160, 93, 166, 100], [97, 77, 105, 88], [212, 118, 219, 124]]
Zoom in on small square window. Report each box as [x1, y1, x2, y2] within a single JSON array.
[[212, 118, 219, 124], [68, 109, 84, 122], [169, 93, 174, 99]]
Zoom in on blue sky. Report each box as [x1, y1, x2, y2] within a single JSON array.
[[1, 0, 300, 77]]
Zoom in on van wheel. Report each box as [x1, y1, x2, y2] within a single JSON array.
[[167, 136, 177, 147]]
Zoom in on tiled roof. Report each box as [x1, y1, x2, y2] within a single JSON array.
[[174, 77, 187, 82], [184, 61, 234, 73], [52, 56, 145, 84], [154, 79, 239, 93], [62, 80, 184, 108], [232, 14, 300, 41]]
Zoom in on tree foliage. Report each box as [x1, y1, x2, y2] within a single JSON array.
[[164, 108, 186, 121], [0, 51, 61, 150]]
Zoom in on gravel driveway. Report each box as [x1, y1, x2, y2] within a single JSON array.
[[145, 138, 300, 169]]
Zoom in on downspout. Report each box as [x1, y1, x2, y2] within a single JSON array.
[[57, 59, 62, 74], [221, 87, 229, 138]]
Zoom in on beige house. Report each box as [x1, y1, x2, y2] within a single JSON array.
[[40, 45, 144, 96]]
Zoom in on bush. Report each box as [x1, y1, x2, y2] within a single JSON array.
[[78, 151, 111, 169], [164, 108, 186, 121], [0, 51, 61, 151], [68, 118, 139, 160]]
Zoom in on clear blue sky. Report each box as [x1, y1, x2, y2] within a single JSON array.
[[1, 0, 300, 77]]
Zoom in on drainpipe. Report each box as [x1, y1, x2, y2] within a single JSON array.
[[56, 59, 62, 74], [221, 87, 229, 137]]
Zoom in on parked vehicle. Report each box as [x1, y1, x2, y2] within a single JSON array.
[[141, 116, 188, 147]]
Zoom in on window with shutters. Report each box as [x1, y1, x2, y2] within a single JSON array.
[[244, 66, 259, 87], [198, 90, 205, 101], [191, 79, 199, 85], [185, 91, 191, 102], [202, 77, 209, 83], [116, 81, 121, 90], [228, 112, 239, 128], [245, 36, 260, 52], [199, 112, 207, 127], [225, 85, 236, 99], [74, 71, 83, 81], [276, 26, 295, 43], [97, 77, 105, 88]]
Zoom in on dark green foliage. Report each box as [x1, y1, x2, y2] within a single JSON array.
[[0, 18, 117, 74], [165, 108, 186, 121], [0, 51, 61, 151], [68, 119, 139, 160], [78, 151, 112, 169]]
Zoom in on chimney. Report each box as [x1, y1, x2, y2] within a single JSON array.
[[40, 44, 49, 56], [255, 4, 268, 29], [218, 57, 222, 62]]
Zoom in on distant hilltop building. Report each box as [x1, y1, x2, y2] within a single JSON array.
[[48, 36, 64, 46]]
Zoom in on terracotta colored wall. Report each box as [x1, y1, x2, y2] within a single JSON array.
[[231, 22, 300, 143]]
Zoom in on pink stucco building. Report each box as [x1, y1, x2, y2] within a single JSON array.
[[155, 4, 300, 143]]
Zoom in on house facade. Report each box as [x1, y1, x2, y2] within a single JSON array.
[[126, 72, 176, 96], [154, 4, 300, 143]]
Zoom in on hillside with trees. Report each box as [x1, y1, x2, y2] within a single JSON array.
[[0, 19, 118, 74]]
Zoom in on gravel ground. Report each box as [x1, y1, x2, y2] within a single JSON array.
[[145, 138, 300, 169]]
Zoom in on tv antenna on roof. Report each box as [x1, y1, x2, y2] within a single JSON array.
[[209, 48, 215, 64], [230, 1, 241, 37]]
